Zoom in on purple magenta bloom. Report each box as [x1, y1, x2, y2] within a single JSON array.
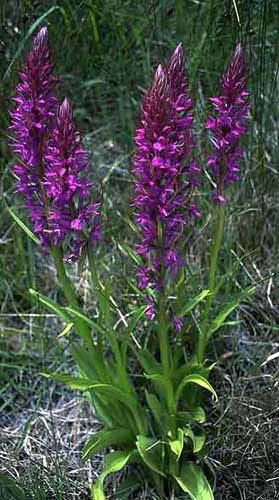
[[206, 44, 249, 203], [10, 29, 101, 258], [132, 44, 200, 295], [173, 316, 184, 332], [145, 298, 155, 320], [44, 98, 101, 260], [10, 27, 58, 245]]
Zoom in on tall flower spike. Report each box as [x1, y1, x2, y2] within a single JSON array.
[[132, 44, 200, 301], [44, 98, 101, 261], [206, 44, 249, 204], [10, 29, 101, 257], [10, 27, 58, 245]]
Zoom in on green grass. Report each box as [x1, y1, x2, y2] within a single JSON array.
[[0, 0, 279, 498]]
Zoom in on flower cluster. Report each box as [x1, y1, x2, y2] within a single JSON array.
[[10, 27, 100, 258], [44, 98, 101, 260], [10, 27, 58, 245], [206, 44, 249, 204], [132, 44, 200, 293]]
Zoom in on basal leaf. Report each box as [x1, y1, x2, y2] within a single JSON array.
[[70, 344, 99, 380], [135, 349, 162, 376], [175, 374, 218, 405], [177, 407, 206, 425], [168, 428, 184, 460], [174, 463, 214, 500], [136, 435, 166, 477], [183, 428, 206, 453], [82, 428, 134, 461], [91, 450, 132, 500], [145, 390, 166, 431], [41, 373, 96, 390]]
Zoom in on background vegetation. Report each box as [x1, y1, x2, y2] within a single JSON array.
[[0, 1, 278, 499]]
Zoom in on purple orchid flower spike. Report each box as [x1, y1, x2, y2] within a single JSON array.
[[44, 98, 101, 261], [10, 28, 101, 259], [10, 27, 58, 245], [132, 44, 200, 315], [206, 44, 249, 204]]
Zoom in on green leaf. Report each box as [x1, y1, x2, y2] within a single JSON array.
[[57, 322, 74, 338], [65, 307, 107, 337], [145, 391, 168, 431], [121, 305, 148, 359], [29, 289, 73, 323], [174, 463, 214, 500], [175, 374, 218, 405], [117, 242, 141, 265], [176, 290, 211, 317], [183, 428, 206, 453], [173, 358, 211, 387], [88, 384, 140, 414], [70, 344, 99, 380], [82, 428, 134, 461], [207, 286, 255, 338], [135, 349, 162, 376], [168, 428, 184, 460], [5, 205, 40, 244], [92, 451, 132, 500], [42, 375, 139, 416], [193, 431, 206, 453], [177, 406, 206, 425], [136, 435, 166, 477], [41, 373, 96, 390]]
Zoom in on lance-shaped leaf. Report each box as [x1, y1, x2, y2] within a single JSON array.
[[136, 435, 166, 477], [206, 286, 255, 338], [29, 288, 72, 323], [183, 428, 206, 453], [174, 463, 214, 500], [145, 390, 168, 431], [41, 373, 96, 389], [6, 204, 40, 244], [91, 450, 132, 500], [168, 427, 184, 460], [176, 290, 211, 317], [175, 374, 218, 406], [134, 349, 162, 376], [121, 305, 148, 359], [177, 406, 206, 425], [83, 428, 134, 461]]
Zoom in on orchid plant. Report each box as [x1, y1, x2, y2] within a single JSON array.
[[8, 27, 254, 500]]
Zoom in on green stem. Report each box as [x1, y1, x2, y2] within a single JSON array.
[[51, 245, 93, 348], [52, 245, 79, 306], [158, 293, 176, 437], [197, 203, 225, 363], [88, 247, 135, 396]]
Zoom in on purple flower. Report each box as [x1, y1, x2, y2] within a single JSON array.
[[132, 44, 200, 294], [44, 98, 101, 259], [206, 44, 249, 203], [10, 27, 58, 245], [145, 298, 155, 320], [173, 316, 184, 332], [10, 28, 101, 259]]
